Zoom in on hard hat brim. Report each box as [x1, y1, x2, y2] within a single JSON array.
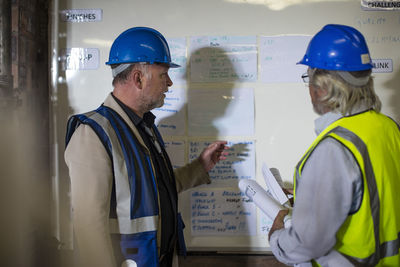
[[169, 62, 181, 68]]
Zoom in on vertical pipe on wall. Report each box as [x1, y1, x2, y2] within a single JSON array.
[[50, 0, 61, 245], [0, 0, 13, 102]]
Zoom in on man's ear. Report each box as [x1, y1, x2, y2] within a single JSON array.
[[131, 70, 143, 89]]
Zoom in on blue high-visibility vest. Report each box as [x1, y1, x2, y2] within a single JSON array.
[[66, 105, 163, 267]]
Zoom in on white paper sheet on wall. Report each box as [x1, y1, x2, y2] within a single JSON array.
[[190, 188, 256, 236], [153, 87, 186, 136], [188, 87, 254, 136], [167, 38, 187, 84], [260, 213, 274, 235], [260, 35, 311, 83], [164, 141, 185, 169], [190, 35, 257, 82], [189, 140, 255, 186]]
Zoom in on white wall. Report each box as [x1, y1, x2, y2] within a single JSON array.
[[51, 0, 400, 251]]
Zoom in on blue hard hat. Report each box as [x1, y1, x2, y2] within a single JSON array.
[[298, 24, 373, 71], [106, 27, 180, 68]]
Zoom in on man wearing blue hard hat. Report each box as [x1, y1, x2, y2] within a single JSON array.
[[65, 27, 228, 267], [268, 24, 400, 266]]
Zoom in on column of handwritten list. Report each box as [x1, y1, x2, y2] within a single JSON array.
[[167, 35, 259, 238], [191, 189, 256, 235], [189, 141, 256, 236]]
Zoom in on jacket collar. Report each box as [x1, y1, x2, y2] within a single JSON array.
[[103, 93, 149, 150], [314, 102, 370, 136]]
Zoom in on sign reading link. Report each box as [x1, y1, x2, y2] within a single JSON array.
[[372, 59, 393, 73]]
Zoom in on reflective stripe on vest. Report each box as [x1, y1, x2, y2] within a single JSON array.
[[89, 111, 159, 234], [329, 126, 400, 265], [109, 216, 158, 234], [328, 126, 382, 265]]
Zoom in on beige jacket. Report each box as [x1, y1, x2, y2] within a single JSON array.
[[65, 93, 211, 267]]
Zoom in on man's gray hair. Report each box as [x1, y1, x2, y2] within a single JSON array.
[[309, 68, 381, 115], [110, 63, 150, 87]]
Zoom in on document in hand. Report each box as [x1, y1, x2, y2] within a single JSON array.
[[262, 162, 289, 205], [238, 179, 283, 220]]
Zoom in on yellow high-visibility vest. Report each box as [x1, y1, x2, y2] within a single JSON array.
[[294, 110, 400, 266]]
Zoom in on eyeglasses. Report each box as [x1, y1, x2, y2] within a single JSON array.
[[301, 73, 309, 84]]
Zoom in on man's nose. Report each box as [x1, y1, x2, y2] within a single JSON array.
[[167, 73, 173, 87]]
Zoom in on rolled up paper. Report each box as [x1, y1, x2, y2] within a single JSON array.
[[238, 179, 283, 220]]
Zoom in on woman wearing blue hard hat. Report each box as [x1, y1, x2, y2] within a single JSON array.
[[268, 24, 400, 267], [65, 27, 228, 267]]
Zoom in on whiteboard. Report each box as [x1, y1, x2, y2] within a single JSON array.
[[51, 0, 400, 252]]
